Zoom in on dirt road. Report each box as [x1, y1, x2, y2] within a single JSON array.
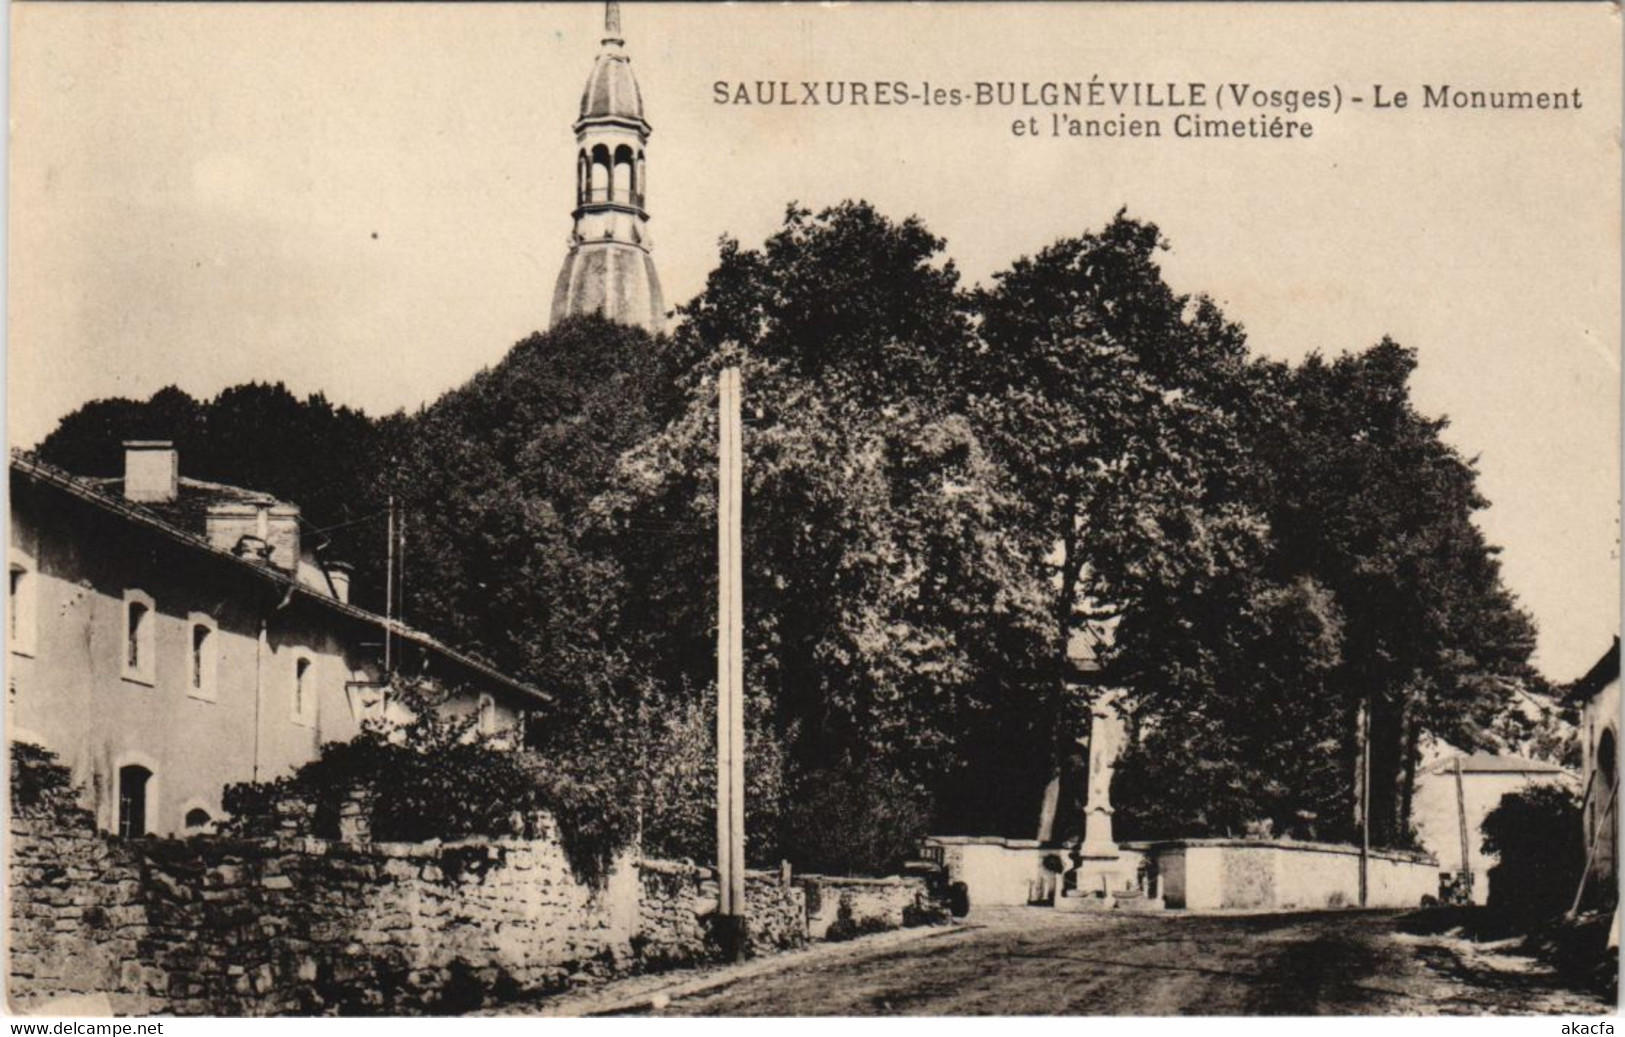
[[636, 907, 1612, 1016]]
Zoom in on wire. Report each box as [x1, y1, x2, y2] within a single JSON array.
[[303, 508, 393, 537]]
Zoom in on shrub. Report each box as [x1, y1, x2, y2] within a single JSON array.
[[823, 897, 894, 943], [1480, 783, 1584, 918], [634, 685, 786, 867], [903, 895, 951, 927], [224, 681, 535, 843], [222, 679, 632, 886], [783, 758, 932, 876], [9, 741, 80, 817], [514, 753, 636, 887]]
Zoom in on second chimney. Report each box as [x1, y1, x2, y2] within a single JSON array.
[[123, 441, 178, 503], [323, 561, 354, 604]]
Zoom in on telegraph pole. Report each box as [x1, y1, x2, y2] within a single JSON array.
[[384, 495, 396, 674], [1358, 697, 1371, 908], [1453, 754, 1472, 901], [716, 365, 747, 960], [397, 509, 407, 629]]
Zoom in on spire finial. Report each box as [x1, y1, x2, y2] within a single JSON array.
[[604, 1, 623, 44]]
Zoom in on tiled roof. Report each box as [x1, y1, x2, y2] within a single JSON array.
[[1568, 637, 1621, 705], [11, 451, 549, 705], [85, 475, 287, 537], [1427, 752, 1570, 776]]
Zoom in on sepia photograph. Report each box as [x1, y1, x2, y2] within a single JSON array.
[[4, 0, 1621, 1019]]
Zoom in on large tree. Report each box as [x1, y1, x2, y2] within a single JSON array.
[[1256, 339, 1540, 845], [967, 213, 1272, 838], [968, 217, 1538, 847], [381, 316, 673, 686], [603, 202, 1053, 840], [376, 315, 783, 865]]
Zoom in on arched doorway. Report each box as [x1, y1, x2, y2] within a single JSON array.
[[118, 765, 152, 838], [1596, 728, 1617, 881]]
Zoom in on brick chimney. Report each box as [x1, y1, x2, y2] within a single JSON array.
[[206, 500, 301, 573], [123, 441, 178, 503], [323, 561, 354, 604]]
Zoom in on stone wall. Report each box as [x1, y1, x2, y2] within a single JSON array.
[[632, 859, 808, 968], [7, 788, 837, 1016], [8, 807, 151, 1015], [927, 837, 1155, 907], [798, 875, 931, 939]]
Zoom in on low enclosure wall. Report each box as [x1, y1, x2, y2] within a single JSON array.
[[1155, 839, 1438, 911], [928, 835, 1438, 912], [799, 875, 933, 939], [9, 789, 934, 1015], [925, 837, 1055, 907]]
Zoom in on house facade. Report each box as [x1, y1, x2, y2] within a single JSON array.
[[8, 444, 548, 838], [1571, 638, 1620, 907]]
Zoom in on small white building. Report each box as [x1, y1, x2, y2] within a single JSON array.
[[1411, 751, 1576, 904]]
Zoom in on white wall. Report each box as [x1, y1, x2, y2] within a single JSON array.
[[1412, 767, 1574, 904]]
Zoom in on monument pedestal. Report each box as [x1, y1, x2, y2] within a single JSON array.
[[1056, 848, 1132, 907], [1055, 851, 1165, 913]]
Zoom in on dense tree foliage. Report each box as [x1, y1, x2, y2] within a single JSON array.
[[604, 202, 1051, 849], [37, 382, 394, 610], [1255, 341, 1539, 845], [380, 318, 675, 683], [782, 760, 935, 877], [33, 201, 1551, 867]]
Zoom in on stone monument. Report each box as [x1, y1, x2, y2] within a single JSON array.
[[1055, 689, 1161, 911]]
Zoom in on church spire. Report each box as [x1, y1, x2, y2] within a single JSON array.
[[549, 2, 666, 333]]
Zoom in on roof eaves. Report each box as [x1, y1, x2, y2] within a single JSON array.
[[1568, 637, 1622, 705], [10, 451, 551, 706]]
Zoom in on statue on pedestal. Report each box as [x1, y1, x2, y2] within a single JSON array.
[[1079, 690, 1125, 859], [1055, 688, 1139, 909]]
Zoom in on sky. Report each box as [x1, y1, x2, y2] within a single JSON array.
[[9, 2, 1620, 681]]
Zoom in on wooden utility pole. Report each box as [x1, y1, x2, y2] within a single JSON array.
[[384, 495, 396, 674], [397, 509, 407, 629], [1452, 755, 1472, 900], [716, 366, 747, 960], [1358, 698, 1371, 908]]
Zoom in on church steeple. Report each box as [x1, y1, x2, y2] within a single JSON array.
[[549, 1, 666, 333]]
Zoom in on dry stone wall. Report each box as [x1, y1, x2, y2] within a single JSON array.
[[630, 860, 807, 968], [8, 807, 152, 1015], [7, 784, 879, 1016], [799, 875, 933, 940]]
